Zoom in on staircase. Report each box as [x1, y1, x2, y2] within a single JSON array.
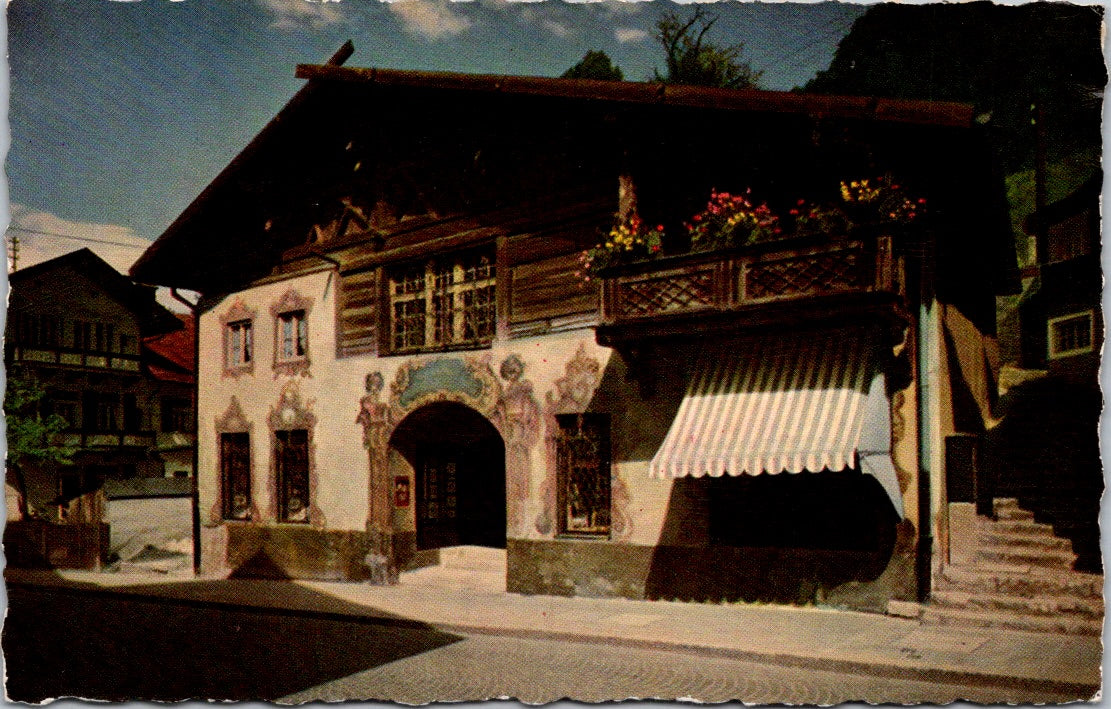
[[925, 500, 1104, 636]]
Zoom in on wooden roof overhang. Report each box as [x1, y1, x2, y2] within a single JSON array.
[[131, 43, 1014, 298], [294, 64, 975, 128]]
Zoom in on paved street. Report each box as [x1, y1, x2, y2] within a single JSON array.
[[2, 584, 1081, 704], [279, 632, 1079, 705]]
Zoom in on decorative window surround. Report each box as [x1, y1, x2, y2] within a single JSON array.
[[1048, 310, 1096, 359], [220, 300, 256, 378], [271, 288, 313, 378], [268, 383, 323, 526]]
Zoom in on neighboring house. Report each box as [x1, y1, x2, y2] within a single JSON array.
[[5, 248, 195, 523], [143, 314, 198, 478], [131, 46, 1019, 612], [982, 172, 1103, 572], [1017, 172, 1102, 383]]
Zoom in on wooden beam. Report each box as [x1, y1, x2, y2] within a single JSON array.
[[295, 64, 975, 129]]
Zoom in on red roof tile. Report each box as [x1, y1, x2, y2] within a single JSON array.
[[142, 314, 195, 382]]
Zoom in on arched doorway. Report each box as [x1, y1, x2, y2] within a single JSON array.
[[389, 402, 506, 550]]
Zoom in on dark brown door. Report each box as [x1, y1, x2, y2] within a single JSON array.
[[416, 453, 459, 550]]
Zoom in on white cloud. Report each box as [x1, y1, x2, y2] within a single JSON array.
[[614, 27, 649, 43], [257, 0, 346, 31], [541, 18, 572, 37], [7, 205, 150, 275], [517, 5, 575, 38], [387, 1, 473, 41], [5, 205, 193, 314]]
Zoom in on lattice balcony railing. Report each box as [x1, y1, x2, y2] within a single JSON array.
[[601, 235, 898, 324]]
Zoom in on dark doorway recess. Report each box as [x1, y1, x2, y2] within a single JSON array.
[[646, 470, 899, 605], [390, 402, 506, 551]]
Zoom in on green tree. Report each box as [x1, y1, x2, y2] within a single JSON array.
[[804, 3, 1105, 174], [803, 4, 1105, 267], [5, 367, 77, 515], [562, 50, 624, 81], [653, 7, 762, 89]]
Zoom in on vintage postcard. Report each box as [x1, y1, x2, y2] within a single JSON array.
[[2, 0, 1104, 704]]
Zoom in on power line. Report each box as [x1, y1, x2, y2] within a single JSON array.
[[6, 226, 152, 250]]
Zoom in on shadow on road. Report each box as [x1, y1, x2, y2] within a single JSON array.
[[3, 572, 463, 702]]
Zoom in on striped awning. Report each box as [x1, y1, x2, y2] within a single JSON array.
[[649, 326, 903, 517]]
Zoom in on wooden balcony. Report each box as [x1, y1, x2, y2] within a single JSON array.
[[53, 430, 157, 449], [7, 346, 141, 372], [596, 234, 906, 346]]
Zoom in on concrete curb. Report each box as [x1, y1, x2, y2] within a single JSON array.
[[7, 577, 1101, 699]]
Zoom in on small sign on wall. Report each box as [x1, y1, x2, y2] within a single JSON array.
[[394, 476, 410, 508]]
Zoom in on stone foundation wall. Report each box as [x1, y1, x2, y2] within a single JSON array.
[[224, 525, 377, 581], [508, 533, 916, 613]]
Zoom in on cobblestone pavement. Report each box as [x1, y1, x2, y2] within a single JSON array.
[[278, 633, 1077, 705]]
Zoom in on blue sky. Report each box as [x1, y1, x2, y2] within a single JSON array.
[[6, 0, 865, 275]]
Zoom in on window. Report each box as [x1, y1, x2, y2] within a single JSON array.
[[555, 413, 611, 537], [118, 333, 137, 355], [226, 320, 253, 368], [269, 289, 313, 376], [220, 432, 252, 520], [387, 250, 496, 353], [1048, 311, 1095, 359], [73, 320, 90, 350], [161, 396, 194, 433], [276, 310, 307, 361], [47, 391, 79, 429], [83, 392, 119, 432], [275, 429, 310, 523], [122, 394, 142, 432], [13, 313, 60, 348]]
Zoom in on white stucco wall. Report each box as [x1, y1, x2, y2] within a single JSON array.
[[196, 268, 679, 545]]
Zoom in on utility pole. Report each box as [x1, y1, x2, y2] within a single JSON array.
[[8, 231, 20, 271], [1032, 100, 1048, 266]]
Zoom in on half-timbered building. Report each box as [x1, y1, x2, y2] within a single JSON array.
[[131, 44, 1017, 612]]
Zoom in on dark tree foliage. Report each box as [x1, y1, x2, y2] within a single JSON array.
[[805, 3, 1105, 173], [5, 367, 77, 515], [653, 7, 762, 89], [562, 50, 624, 81]]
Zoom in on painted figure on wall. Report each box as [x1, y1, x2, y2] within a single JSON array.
[[493, 354, 541, 536], [357, 371, 393, 535]]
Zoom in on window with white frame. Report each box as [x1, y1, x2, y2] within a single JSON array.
[[387, 250, 496, 353], [226, 320, 253, 369], [276, 310, 307, 361], [270, 289, 313, 376], [1048, 310, 1095, 359]]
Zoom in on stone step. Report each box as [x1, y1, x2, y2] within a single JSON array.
[[437, 545, 508, 572], [980, 518, 1056, 536], [976, 545, 1077, 570], [977, 530, 1073, 552], [922, 606, 1104, 636], [993, 505, 1035, 522], [993, 497, 1036, 514], [939, 565, 1104, 599], [930, 589, 1104, 620]]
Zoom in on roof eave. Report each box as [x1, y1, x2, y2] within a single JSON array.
[[294, 63, 975, 129]]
